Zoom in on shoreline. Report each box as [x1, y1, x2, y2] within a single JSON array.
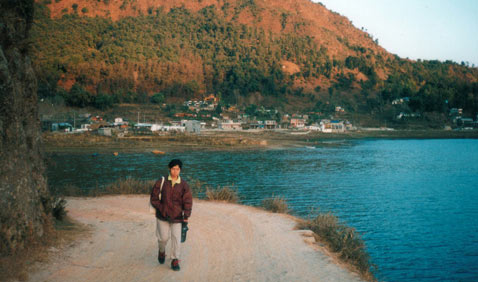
[[25, 195, 366, 282], [42, 129, 478, 153]]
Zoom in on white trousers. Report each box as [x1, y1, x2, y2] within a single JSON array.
[[156, 218, 182, 260]]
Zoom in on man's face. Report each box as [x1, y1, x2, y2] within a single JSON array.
[[170, 165, 181, 179]]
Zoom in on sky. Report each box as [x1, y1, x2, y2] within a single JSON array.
[[315, 0, 478, 67]]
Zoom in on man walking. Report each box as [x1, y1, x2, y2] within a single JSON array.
[[150, 159, 193, 271]]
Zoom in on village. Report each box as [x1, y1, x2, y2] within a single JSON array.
[[41, 92, 478, 138], [41, 94, 358, 137]]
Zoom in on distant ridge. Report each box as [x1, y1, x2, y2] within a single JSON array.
[[32, 0, 478, 119]]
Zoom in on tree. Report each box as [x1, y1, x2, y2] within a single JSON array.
[[66, 83, 93, 107], [1, 0, 52, 255], [215, 103, 222, 115], [150, 93, 165, 104], [245, 104, 257, 116], [94, 93, 114, 109]]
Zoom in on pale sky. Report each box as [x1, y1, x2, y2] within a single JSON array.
[[315, 0, 478, 67]]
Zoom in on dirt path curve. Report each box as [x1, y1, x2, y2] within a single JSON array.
[[29, 195, 364, 282]]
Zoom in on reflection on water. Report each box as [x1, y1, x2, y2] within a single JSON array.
[[47, 139, 478, 282]]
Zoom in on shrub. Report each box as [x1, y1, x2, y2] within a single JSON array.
[[52, 196, 68, 220], [297, 213, 375, 280], [50, 184, 83, 197], [262, 196, 289, 213], [103, 178, 156, 195], [187, 178, 206, 197], [150, 93, 165, 104], [50, 178, 156, 197], [205, 186, 238, 203]]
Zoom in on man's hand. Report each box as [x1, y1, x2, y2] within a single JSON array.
[[183, 218, 188, 223]]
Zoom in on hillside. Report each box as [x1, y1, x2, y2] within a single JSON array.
[[31, 0, 478, 123]]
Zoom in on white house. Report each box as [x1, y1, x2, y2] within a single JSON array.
[[219, 120, 242, 130], [307, 124, 321, 131], [184, 120, 201, 134], [134, 123, 163, 132], [98, 127, 113, 136]]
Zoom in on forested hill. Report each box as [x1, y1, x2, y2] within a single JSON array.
[[31, 0, 478, 118]]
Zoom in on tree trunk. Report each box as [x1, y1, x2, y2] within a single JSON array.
[[0, 0, 52, 255]]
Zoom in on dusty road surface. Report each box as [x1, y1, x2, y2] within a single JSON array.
[[29, 195, 364, 282]]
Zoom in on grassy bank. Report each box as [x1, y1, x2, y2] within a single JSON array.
[[42, 129, 478, 154], [42, 131, 269, 153]]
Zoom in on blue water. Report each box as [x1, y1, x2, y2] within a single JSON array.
[[47, 139, 478, 281]]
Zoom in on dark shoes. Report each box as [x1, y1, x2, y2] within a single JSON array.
[[171, 259, 180, 271], [158, 251, 180, 271], [158, 250, 166, 264]]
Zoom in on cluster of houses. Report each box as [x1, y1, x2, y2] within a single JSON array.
[[183, 94, 218, 112], [217, 115, 354, 133], [449, 108, 478, 129], [44, 113, 355, 136], [43, 94, 357, 135]]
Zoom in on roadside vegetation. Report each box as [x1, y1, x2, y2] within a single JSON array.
[[261, 195, 376, 281], [297, 213, 376, 281], [49, 178, 156, 197], [0, 204, 88, 282], [262, 196, 289, 213], [205, 186, 239, 203]]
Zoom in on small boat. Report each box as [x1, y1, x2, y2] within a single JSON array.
[[113, 152, 119, 156], [152, 150, 165, 155]]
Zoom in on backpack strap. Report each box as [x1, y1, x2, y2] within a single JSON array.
[[158, 176, 165, 201]]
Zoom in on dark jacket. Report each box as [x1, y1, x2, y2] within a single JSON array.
[[150, 177, 193, 223]]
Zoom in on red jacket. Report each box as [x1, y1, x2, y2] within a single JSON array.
[[150, 177, 193, 223]]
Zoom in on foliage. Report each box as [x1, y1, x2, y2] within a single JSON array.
[[262, 196, 289, 213], [52, 196, 67, 220], [150, 93, 165, 104], [297, 213, 376, 280], [65, 83, 93, 107], [94, 93, 114, 109], [186, 178, 207, 197], [205, 186, 239, 203], [50, 178, 157, 196], [30, 3, 478, 119]]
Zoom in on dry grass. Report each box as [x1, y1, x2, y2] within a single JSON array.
[[205, 186, 239, 203], [103, 178, 156, 195], [50, 178, 156, 197], [187, 178, 207, 197], [0, 217, 89, 282], [262, 196, 289, 213], [297, 213, 376, 281]]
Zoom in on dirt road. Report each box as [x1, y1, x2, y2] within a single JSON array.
[[28, 195, 363, 282]]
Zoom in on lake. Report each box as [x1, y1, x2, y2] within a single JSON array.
[[47, 139, 478, 281]]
